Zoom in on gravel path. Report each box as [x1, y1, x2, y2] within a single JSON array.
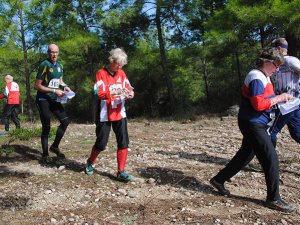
[[0, 117, 300, 224]]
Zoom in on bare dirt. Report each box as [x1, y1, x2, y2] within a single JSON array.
[[0, 116, 300, 225]]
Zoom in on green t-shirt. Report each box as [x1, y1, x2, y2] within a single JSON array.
[[36, 59, 64, 100]]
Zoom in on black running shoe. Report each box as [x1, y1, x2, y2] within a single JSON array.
[[210, 177, 230, 196], [265, 199, 296, 213], [40, 153, 52, 164], [49, 146, 66, 158]]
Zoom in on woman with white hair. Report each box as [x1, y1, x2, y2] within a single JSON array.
[[85, 48, 134, 182], [0, 75, 20, 131]]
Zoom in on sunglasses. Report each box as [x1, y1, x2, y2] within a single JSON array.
[[272, 62, 279, 69]]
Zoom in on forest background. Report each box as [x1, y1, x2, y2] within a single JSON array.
[[0, 0, 300, 123]]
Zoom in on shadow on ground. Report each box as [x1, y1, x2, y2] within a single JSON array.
[[137, 166, 213, 193], [228, 194, 266, 209], [156, 150, 229, 165], [0, 144, 119, 181], [0, 194, 31, 211], [0, 144, 83, 172], [0, 144, 40, 163]]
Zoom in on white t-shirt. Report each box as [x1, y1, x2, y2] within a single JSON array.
[[273, 55, 300, 98]]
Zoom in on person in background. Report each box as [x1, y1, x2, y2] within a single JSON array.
[[210, 48, 296, 213], [34, 44, 72, 160], [0, 75, 20, 131], [270, 38, 300, 147], [85, 48, 134, 182]]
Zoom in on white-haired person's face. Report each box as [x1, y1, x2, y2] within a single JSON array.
[[109, 61, 123, 72]]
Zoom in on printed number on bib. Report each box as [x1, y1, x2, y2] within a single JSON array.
[[109, 84, 122, 94], [11, 83, 19, 91], [48, 78, 60, 88]]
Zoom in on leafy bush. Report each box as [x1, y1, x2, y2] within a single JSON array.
[[9, 128, 56, 141], [0, 146, 15, 155]]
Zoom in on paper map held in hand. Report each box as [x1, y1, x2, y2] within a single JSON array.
[[56, 91, 76, 104], [278, 98, 300, 115]]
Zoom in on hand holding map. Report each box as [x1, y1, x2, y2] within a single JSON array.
[[278, 98, 300, 115]]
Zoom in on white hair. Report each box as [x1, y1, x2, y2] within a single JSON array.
[[108, 48, 128, 66], [5, 75, 13, 81]]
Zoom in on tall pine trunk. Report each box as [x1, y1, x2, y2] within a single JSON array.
[[19, 9, 33, 121], [155, 2, 175, 114]]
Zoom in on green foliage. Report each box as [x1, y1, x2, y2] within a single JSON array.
[[57, 33, 101, 121], [1, 0, 300, 120], [0, 145, 15, 155], [169, 47, 205, 103], [9, 127, 56, 141], [126, 39, 166, 117]]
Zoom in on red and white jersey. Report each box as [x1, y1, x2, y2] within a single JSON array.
[[94, 68, 133, 122], [0, 81, 20, 104]]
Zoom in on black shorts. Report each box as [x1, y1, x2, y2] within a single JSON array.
[[36, 99, 68, 125], [94, 118, 129, 151]]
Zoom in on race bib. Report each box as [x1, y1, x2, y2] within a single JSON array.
[[109, 84, 122, 93], [11, 82, 19, 91], [48, 78, 60, 88]]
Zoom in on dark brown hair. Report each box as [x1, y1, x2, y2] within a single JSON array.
[[256, 47, 284, 67]]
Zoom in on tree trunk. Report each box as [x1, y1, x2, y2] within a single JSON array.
[[285, 31, 300, 57], [235, 51, 242, 88], [201, 58, 210, 105], [155, 2, 175, 114], [78, 2, 96, 122], [19, 9, 33, 121], [259, 26, 266, 48]]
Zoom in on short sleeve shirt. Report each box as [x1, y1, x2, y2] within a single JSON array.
[[36, 59, 63, 100], [273, 55, 300, 98]]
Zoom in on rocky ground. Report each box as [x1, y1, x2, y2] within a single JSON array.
[[0, 115, 300, 225]]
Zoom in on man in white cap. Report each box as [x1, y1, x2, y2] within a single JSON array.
[[0, 75, 21, 131]]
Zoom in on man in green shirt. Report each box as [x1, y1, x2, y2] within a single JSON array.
[[34, 44, 72, 160]]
